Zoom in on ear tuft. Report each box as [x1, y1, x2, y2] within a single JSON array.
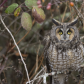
[[52, 19, 62, 26], [68, 17, 78, 26]]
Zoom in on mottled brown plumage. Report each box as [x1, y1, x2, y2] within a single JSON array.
[[44, 18, 84, 84]]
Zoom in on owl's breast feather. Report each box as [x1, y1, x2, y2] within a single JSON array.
[[46, 43, 84, 72]]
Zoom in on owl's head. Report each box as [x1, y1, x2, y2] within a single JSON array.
[[51, 17, 79, 44]]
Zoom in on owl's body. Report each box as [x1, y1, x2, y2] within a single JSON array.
[[44, 19, 84, 84], [46, 41, 83, 72]]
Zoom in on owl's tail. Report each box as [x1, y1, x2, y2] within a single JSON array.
[[51, 74, 66, 84]]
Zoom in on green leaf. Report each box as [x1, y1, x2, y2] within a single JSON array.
[[5, 3, 18, 14], [25, 0, 37, 9], [21, 12, 32, 31]]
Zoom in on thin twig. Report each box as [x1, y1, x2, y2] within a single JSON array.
[[29, 53, 43, 77], [0, 56, 8, 74], [30, 56, 44, 80], [62, 2, 67, 22], [27, 71, 55, 84], [0, 14, 30, 84], [32, 66, 46, 84], [7, 30, 30, 53], [27, 66, 55, 84], [73, 4, 84, 20], [0, 0, 7, 7], [35, 41, 41, 73]]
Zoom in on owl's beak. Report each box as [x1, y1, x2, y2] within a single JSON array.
[[64, 34, 66, 40]]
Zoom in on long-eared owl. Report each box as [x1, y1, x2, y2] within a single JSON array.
[[44, 17, 84, 84]]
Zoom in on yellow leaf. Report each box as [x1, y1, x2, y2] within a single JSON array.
[[14, 7, 21, 17]]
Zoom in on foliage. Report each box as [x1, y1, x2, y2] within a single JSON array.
[[14, 7, 21, 17], [5, 3, 18, 14], [21, 12, 32, 31], [32, 6, 46, 23], [25, 0, 37, 9]]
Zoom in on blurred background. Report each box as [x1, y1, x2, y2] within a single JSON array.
[[0, 0, 84, 84]]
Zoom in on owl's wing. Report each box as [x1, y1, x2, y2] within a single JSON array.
[[43, 32, 50, 46], [43, 33, 53, 83], [80, 43, 84, 67], [43, 33, 52, 72]]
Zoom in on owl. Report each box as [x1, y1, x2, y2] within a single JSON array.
[[43, 17, 84, 84]]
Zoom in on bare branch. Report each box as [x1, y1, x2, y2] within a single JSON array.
[[0, 14, 30, 84]]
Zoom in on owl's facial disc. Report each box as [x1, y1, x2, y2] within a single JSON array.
[[67, 28, 74, 41], [56, 28, 74, 42], [56, 28, 62, 41]]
